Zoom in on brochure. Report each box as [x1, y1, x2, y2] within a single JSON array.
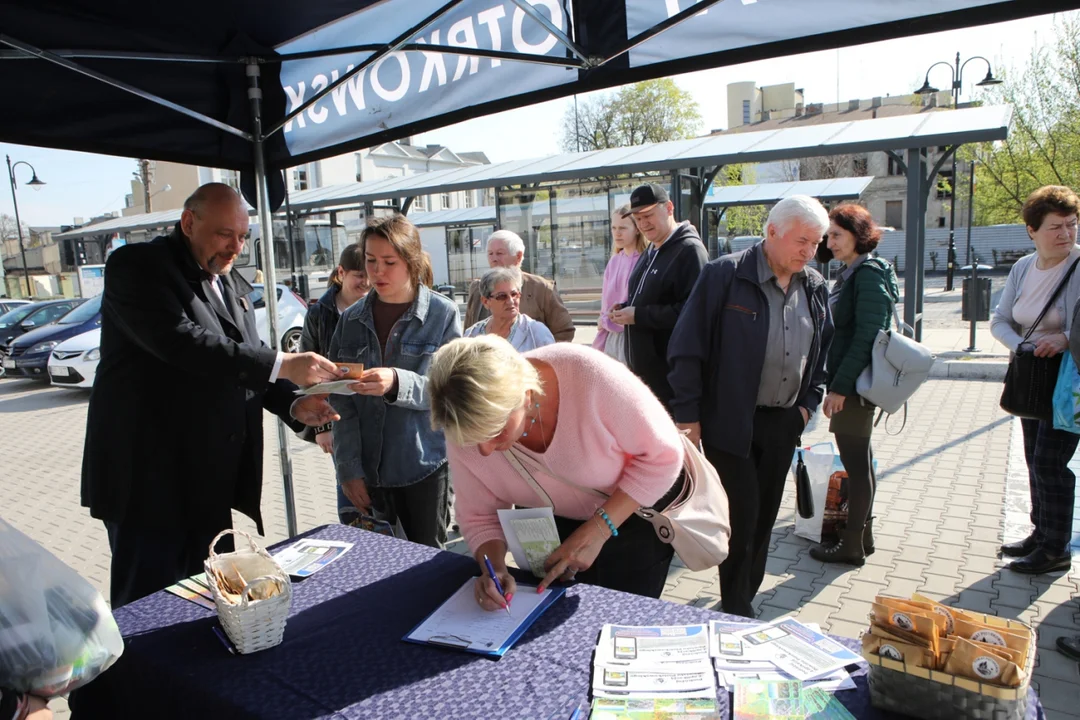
[[164, 572, 216, 610], [803, 686, 857, 720], [294, 379, 358, 396], [272, 539, 353, 577], [731, 617, 864, 681], [497, 507, 560, 577], [589, 696, 722, 719], [733, 677, 804, 720], [597, 624, 712, 664], [592, 658, 717, 699]]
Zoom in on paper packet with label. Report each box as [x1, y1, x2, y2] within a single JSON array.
[[871, 601, 939, 656], [943, 638, 1024, 687], [861, 633, 934, 668], [953, 618, 1031, 659]]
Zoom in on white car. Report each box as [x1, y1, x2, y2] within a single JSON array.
[[47, 285, 307, 389], [48, 328, 100, 389], [253, 283, 308, 353]]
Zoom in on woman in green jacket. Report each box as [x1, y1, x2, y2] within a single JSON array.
[[811, 204, 899, 566]]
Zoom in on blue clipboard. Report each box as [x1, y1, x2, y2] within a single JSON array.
[[403, 576, 565, 658]]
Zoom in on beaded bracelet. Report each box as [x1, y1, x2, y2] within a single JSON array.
[[595, 508, 618, 537]]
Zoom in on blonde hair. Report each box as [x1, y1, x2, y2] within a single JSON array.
[[429, 336, 544, 446], [611, 203, 648, 257]]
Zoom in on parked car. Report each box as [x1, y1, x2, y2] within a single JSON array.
[[2, 296, 102, 381], [41, 285, 306, 389], [0, 299, 30, 315], [47, 328, 99, 389], [252, 283, 307, 353], [0, 298, 85, 346]]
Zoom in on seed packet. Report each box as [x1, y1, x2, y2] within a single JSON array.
[[862, 633, 934, 668], [952, 618, 1031, 659], [943, 638, 1024, 687]]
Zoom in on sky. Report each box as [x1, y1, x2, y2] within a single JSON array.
[[0, 9, 1069, 228]]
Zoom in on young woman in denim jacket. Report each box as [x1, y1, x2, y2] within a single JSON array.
[[328, 215, 462, 547]]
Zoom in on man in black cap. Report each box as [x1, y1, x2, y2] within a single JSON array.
[[609, 182, 708, 409]]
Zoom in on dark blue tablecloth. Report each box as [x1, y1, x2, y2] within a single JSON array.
[[71, 525, 1043, 719]]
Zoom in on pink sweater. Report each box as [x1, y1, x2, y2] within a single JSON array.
[[450, 343, 684, 554], [592, 250, 641, 351]]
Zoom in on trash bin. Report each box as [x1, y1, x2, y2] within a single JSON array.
[[961, 277, 992, 321]]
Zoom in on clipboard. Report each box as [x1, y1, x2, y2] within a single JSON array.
[[403, 576, 565, 658]]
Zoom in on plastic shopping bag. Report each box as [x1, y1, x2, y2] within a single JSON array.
[[792, 443, 835, 543], [1052, 351, 1080, 434], [0, 517, 123, 698]]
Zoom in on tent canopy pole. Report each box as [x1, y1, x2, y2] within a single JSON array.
[[248, 60, 299, 538]]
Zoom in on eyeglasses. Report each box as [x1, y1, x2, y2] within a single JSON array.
[[487, 290, 521, 302]]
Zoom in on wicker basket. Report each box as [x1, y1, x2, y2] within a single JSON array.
[[863, 613, 1036, 720], [204, 529, 292, 655]]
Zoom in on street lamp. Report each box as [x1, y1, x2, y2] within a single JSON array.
[[5, 155, 46, 299], [916, 52, 1001, 291]]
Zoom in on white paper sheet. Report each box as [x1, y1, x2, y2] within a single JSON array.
[[294, 379, 358, 396], [406, 578, 555, 652], [592, 657, 717, 698], [497, 507, 560, 577]]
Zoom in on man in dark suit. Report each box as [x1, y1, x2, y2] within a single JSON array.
[[81, 183, 341, 607]]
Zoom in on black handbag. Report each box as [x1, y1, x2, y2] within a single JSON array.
[[1000, 257, 1080, 420], [795, 445, 815, 519]]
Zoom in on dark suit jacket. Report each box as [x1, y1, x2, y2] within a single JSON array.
[[81, 226, 304, 535]]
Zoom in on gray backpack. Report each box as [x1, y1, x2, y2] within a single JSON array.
[[855, 301, 934, 416]]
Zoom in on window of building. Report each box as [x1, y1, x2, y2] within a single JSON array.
[[938, 217, 947, 228], [853, 157, 868, 176], [464, 191, 474, 209], [742, 99, 751, 125], [293, 169, 308, 191], [936, 170, 953, 199], [414, 195, 426, 211], [885, 200, 904, 229], [441, 192, 451, 210], [220, 169, 241, 191], [887, 155, 904, 176]]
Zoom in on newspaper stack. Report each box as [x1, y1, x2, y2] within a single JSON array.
[[710, 618, 863, 693], [589, 624, 722, 719]]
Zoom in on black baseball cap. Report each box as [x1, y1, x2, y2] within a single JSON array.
[[625, 183, 670, 215]]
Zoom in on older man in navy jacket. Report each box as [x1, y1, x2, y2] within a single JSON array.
[[668, 196, 833, 618]]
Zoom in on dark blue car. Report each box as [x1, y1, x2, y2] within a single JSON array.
[[2, 296, 102, 381]]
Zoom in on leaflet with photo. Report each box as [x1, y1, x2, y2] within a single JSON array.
[[497, 507, 560, 577], [731, 617, 864, 681], [272, 539, 353, 577], [588, 696, 722, 719], [733, 678, 804, 720], [592, 657, 716, 699], [597, 624, 712, 664]]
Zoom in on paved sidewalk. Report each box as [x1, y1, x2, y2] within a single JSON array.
[[1, 360, 1077, 716]]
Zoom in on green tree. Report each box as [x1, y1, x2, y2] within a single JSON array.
[[560, 79, 702, 151], [969, 14, 1080, 225], [717, 165, 768, 236]]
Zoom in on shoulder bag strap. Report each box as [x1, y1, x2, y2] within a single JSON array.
[[1020, 256, 1080, 344], [502, 449, 556, 507], [509, 448, 610, 500]]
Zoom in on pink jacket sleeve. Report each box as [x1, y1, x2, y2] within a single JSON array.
[[448, 444, 513, 555], [598, 362, 685, 507]]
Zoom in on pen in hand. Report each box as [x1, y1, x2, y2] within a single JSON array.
[[483, 554, 512, 616]]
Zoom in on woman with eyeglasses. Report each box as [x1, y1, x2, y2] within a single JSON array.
[[463, 266, 555, 353]]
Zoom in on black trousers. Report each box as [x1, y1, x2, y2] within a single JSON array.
[[105, 520, 234, 608], [1020, 418, 1079, 555], [551, 476, 682, 599], [705, 406, 804, 618], [369, 463, 451, 549]]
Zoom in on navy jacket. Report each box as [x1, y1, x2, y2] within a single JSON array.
[[667, 244, 833, 458]]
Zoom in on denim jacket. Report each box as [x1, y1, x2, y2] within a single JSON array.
[[328, 285, 462, 488]]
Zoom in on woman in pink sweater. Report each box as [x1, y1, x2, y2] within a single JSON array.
[[592, 204, 647, 362], [429, 336, 684, 611]]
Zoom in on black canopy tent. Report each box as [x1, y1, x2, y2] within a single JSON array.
[[4, 0, 1076, 536]]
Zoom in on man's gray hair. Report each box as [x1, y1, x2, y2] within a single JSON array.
[[766, 195, 830, 237], [487, 229, 525, 258], [480, 266, 523, 298]]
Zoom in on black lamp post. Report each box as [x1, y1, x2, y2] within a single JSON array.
[[916, 52, 1001, 292], [5, 155, 46, 298]]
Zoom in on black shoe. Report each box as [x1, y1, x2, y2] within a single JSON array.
[[863, 517, 875, 556], [1057, 636, 1080, 661], [1000, 535, 1038, 558], [1008, 548, 1071, 574], [810, 529, 866, 566]]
